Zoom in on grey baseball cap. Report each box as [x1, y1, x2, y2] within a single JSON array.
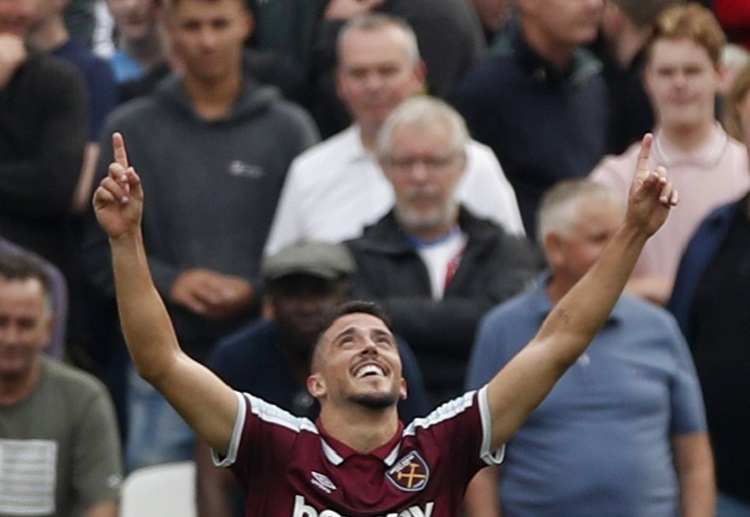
[[261, 241, 356, 282]]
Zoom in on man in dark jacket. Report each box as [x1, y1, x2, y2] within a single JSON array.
[[346, 96, 539, 405]]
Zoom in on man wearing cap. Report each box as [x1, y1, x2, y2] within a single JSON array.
[[194, 240, 430, 517]]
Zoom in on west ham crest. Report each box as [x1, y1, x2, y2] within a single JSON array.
[[385, 451, 430, 492]]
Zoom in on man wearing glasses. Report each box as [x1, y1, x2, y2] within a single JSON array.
[[345, 96, 540, 407]]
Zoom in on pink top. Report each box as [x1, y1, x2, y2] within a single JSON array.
[[590, 126, 750, 280]]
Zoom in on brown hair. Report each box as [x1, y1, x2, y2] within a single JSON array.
[[723, 62, 750, 141], [646, 2, 726, 68]]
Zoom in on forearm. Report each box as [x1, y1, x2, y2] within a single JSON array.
[[110, 229, 182, 380], [486, 223, 648, 446], [674, 433, 716, 517], [535, 223, 647, 365]]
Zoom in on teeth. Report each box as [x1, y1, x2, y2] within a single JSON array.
[[356, 364, 384, 378]]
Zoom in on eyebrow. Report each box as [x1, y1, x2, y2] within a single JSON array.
[[331, 325, 394, 343]]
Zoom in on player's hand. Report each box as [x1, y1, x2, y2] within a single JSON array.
[[93, 132, 144, 239], [324, 0, 386, 20], [625, 133, 678, 237], [171, 269, 253, 320]]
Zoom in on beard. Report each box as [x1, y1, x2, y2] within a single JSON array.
[[395, 194, 458, 235], [348, 391, 400, 410]]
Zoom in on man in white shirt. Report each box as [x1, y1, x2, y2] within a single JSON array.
[[264, 13, 523, 258]]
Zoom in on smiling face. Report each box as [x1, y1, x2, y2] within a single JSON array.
[[0, 276, 53, 384], [307, 312, 406, 411], [336, 23, 425, 136]]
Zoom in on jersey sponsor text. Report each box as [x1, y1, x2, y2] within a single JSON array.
[[292, 495, 434, 517]]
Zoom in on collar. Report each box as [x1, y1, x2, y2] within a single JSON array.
[[317, 420, 405, 467], [343, 125, 375, 165], [490, 20, 602, 87], [357, 207, 499, 255], [405, 225, 462, 249], [651, 123, 729, 169]]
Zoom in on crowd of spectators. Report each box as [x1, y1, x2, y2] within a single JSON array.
[[2, 0, 750, 515]]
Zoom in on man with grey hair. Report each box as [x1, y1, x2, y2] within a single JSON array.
[[263, 13, 524, 259], [464, 179, 714, 517], [345, 96, 539, 406]]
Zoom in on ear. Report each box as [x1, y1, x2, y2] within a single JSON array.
[[412, 60, 427, 91], [543, 232, 565, 270], [307, 373, 327, 399], [241, 9, 254, 40], [715, 63, 732, 97], [602, 1, 625, 34], [261, 294, 275, 320], [399, 377, 408, 401], [41, 311, 56, 350]]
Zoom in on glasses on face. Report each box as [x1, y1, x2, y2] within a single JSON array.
[[385, 152, 461, 174]]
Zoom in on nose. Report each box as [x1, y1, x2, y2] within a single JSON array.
[[363, 71, 385, 91], [401, 159, 431, 183]]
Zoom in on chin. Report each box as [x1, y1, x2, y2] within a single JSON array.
[[349, 392, 399, 410]]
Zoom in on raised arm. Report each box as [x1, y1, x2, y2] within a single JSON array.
[[92, 133, 238, 453], [486, 134, 678, 450]]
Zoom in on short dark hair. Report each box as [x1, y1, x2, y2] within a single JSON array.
[[0, 251, 52, 297], [319, 300, 392, 334], [310, 300, 395, 369]]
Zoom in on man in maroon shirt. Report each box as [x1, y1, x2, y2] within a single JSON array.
[[93, 131, 676, 516]]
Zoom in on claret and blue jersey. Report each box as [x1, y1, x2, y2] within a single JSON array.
[[213, 387, 504, 517]]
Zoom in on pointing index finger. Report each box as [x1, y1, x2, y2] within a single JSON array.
[[635, 133, 654, 181], [112, 132, 129, 169]]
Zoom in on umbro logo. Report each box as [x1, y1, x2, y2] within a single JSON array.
[[310, 471, 336, 494]]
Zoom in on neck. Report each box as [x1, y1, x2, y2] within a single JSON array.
[[359, 124, 380, 154], [522, 21, 574, 69], [318, 403, 400, 453], [28, 20, 69, 51], [0, 359, 42, 406], [658, 120, 715, 153], [398, 206, 460, 242], [184, 72, 243, 121]]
